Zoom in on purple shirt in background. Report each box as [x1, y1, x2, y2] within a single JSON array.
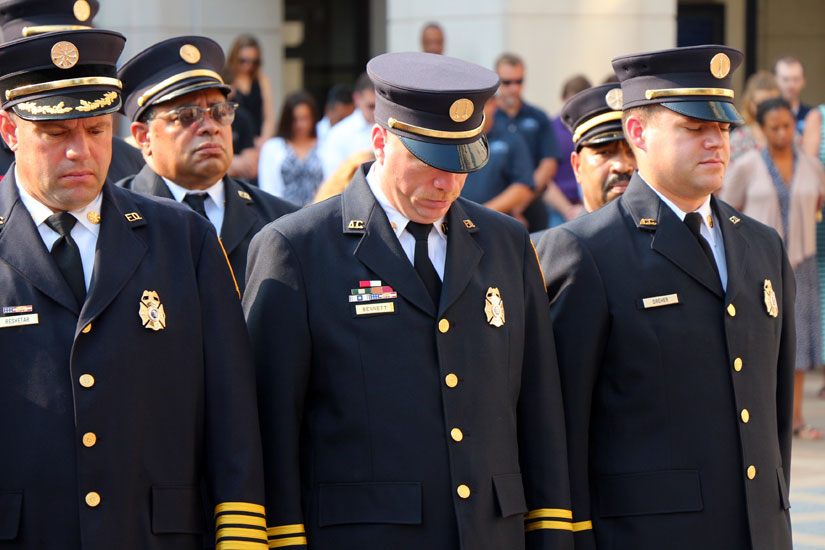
[[550, 115, 581, 203]]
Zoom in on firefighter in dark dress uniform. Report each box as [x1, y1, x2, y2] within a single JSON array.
[[116, 35, 296, 293], [0, 28, 267, 549], [243, 52, 574, 550], [536, 45, 795, 550]]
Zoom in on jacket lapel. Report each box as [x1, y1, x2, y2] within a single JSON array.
[[344, 166, 436, 317], [0, 166, 80, 312], [127, 164, 175, 200], [622, 174, 724, 297], [78, 183, 148, 330], [219, 178, 256, 256], [439, 200, 483, 315], [714, 197, 749, 302]]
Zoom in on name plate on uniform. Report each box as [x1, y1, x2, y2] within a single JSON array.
[[641, 294, 679, 309], [0, 313, 38, 327], [354, 302, 395, 316]]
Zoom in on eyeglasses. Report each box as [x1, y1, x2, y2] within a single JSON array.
[[154, 102, 238, 127], [500, 79, 524, 86], [238, 57, 260, 66]]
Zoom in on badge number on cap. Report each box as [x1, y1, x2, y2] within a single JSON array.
[[73, 0, 91, 22], [51, 41, 79, 69], [449, 99, 474, 122], [710, 53, 731, 79], [180, 44, 201, 64]]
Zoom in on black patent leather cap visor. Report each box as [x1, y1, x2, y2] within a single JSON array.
[[661, 100, 744, 125], [398, 134, 490, 174]]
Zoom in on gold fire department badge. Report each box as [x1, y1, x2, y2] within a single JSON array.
[[484, 287, 505, 327], [763, 279, 778, 318], [139, 290, 166, 330]]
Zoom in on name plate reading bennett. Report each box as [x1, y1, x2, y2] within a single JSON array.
[[642, 294, 679, 309], [1, 313, 39, 328], [355, 302, 395, 316]]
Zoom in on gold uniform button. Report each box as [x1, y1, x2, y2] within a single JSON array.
[[451, 428, 464, 442], [438, 319, 450, 333], [81, 323, 92, 334], [85, 491, 101, 507], [733, 358, 743, 372], [82, 432, 97, 447], [727, 303, 736, 317], [79, 374, 95, 388], [445, 373, 458, 388], [740, 409, 750, 423], [747, 465, 756, 480], [457, 484, 471, 499]]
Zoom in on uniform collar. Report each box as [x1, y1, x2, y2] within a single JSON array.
[[640, 173, 713, 231], [163, 176, 225, 207], [365, 163, 447, 241], [15, 166, 103, 236]]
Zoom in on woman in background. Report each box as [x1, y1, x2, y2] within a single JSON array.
[[258, 91, 323, 206], [802, 97, 825, 399], [722, 98, 825, 439], [729, 71, 781, 163], [225, 34, 275, 145]]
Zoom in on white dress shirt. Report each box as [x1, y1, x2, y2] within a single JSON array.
[[320, 110, 373, 179], [16, 170, 101, 291], [164, 177, 225, 235], [643, 177, 728, 290], [366, 165, 447, 280]]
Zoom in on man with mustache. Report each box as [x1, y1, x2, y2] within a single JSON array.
[[243, 52, 573, 550], [537, 46, 795, 550], [0, 29, 266, 548], [560, 83, 635, 213], [117, 36, 296, 293]]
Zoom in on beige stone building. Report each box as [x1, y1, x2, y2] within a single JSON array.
[[99, 0, 824, 123]]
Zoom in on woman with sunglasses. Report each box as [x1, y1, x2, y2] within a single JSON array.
[[225, 34, 276, 146]]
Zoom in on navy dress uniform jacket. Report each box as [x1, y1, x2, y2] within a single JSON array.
[[242, 165, 574, 550], [118, 164, 297, 293], [0, 169, 267, 549], [536, 174, 795, 550]]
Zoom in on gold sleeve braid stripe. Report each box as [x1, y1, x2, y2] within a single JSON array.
[[524, 508, 573, 521], [524, 508, 592, 532], [525, 520, 593, 532], [214, 502, 268, 549], [267, 524, 307, 547]]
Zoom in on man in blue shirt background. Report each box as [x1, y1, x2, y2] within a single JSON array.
[[462, 96, 534, 221]]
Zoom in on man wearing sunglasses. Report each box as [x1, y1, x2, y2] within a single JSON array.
[[494, 53, 572, 232], [117, 36, 296, 293]]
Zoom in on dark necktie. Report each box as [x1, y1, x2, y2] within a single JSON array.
[[182, 193, 209, 220], [406, 221, 441, 306], [684, 212, 721, 283], [45, 212, 86, 307]]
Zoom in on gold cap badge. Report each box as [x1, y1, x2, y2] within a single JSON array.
[[449, 98, 474, 122], [139, 290, 166, 331], [764, 279, 778, 318], [73, 0, 91, 22], [51, 41, 79, 69], [86, 211, 100, 224], [484, 287, 505, 327], [179, 44, 201, 64], [605, 88, 623, 110], [710, 53, 731, 79]]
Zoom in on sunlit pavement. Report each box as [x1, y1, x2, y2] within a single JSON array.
[[791, 366, 825, 549]]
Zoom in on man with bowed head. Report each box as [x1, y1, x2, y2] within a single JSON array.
[[244, 51, 573, 550]]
